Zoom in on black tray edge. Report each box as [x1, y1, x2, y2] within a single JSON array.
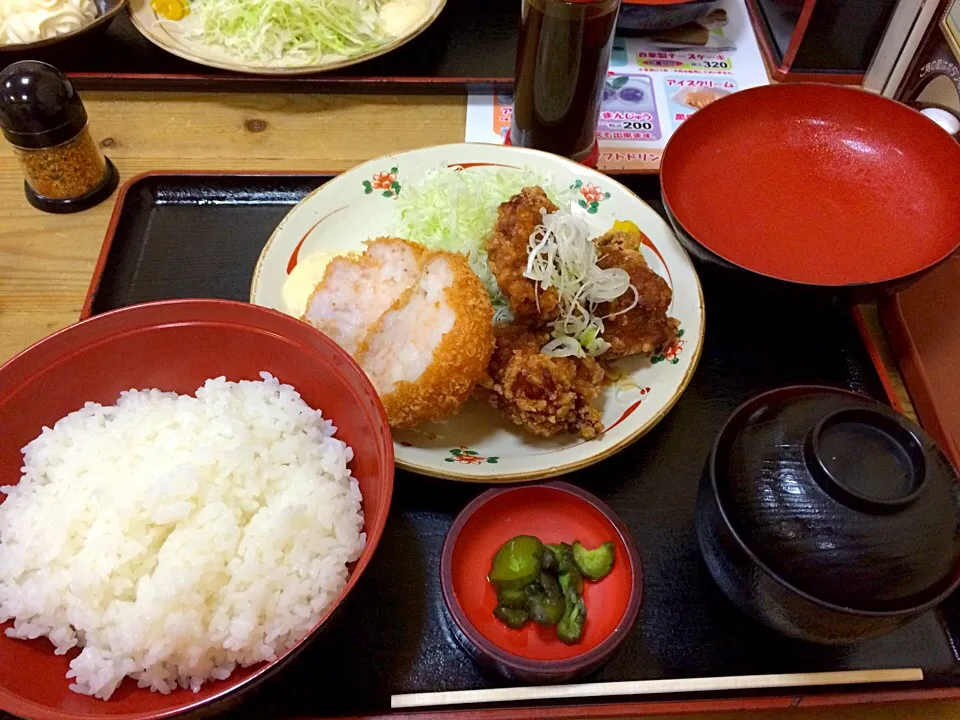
[[81, 170, 341, 320]]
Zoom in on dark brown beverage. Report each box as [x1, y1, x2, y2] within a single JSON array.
[[512, 0, 621, 162]]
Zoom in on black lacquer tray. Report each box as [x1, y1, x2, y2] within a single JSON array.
[[81, 172, 960, 719], [8, 0, 517, 92]]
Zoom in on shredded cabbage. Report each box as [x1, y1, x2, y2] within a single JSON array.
[[181, 0, 390, 64], [525, 209, 637, 358], [393, 166, 572, 323]]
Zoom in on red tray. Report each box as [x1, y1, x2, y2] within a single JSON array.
[[880, 256, 960, 472]]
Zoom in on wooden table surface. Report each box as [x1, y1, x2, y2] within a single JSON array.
[[0, 91, 952, 720]]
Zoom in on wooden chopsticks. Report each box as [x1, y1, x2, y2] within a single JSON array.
[[391, 668, 924, 709]]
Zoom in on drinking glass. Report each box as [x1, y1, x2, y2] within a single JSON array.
[[511, 0, 622, 163]]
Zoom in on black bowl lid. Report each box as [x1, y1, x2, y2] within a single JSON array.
[[714, 387, 960, 611]]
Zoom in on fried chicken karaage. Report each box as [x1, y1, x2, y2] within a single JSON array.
[[480, 324, 605, 439], [478, 191, 682, 439], [594, 228, 680, 359], [487, 186, 560, 323]]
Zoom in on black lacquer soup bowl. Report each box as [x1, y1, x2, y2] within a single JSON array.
[[696, 386, 960, 645]]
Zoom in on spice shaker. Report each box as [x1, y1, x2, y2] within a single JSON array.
[[0, 61, 118, 213]]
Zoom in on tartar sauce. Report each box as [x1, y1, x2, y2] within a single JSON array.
[[282, 249, 352, 318], [378, 0, 429, 37]]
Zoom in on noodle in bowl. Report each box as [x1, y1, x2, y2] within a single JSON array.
[[0, 0, 98, 45]]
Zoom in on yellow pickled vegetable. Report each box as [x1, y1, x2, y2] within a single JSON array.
[[610, 219, 641, 234], [151, 0, 188, 21]]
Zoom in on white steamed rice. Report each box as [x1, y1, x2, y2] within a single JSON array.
[[0, 372, 365, 700]]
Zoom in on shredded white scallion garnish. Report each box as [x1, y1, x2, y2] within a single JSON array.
[[524, 209, 638, 358]]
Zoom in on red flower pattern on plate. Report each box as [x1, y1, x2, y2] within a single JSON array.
[[362, 166, 401, 198], [569, 179, 610, 214], [580, 183, 605, 203], [372, 172, 396, 189], [651, 328, 686, 365], [445, 447, 499, 464], [663, 338, 685, 362]]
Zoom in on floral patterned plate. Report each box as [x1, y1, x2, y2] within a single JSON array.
[[250, 144, 704, 482]]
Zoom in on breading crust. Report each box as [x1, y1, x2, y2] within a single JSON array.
[[363, 252, 495, 429]]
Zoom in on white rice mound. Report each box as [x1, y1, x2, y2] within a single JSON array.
[[0, 372, 365, 701]]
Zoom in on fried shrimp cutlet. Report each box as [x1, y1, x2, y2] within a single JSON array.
[[302, 237, 424, 354], [487, 186, 560, 324], [594, 230, 679, 359], [357, 251, 495, 429], [480, 324, 605, 439]]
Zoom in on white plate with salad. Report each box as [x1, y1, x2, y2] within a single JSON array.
[[250, 143, 704, 482], [129, 0, 445, 75]]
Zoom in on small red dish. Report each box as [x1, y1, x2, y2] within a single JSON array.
[[440, 482, 642, 683], [0, 299, 394, 720]]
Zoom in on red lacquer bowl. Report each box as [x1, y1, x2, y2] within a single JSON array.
[[660, 84, 960, 301], [440, 482, 642, 683], [0, 299, 394, 720]]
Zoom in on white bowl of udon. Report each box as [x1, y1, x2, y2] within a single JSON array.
[[0, 0, 127, 53]]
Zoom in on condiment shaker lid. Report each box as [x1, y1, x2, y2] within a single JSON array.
[[0, 61, 88, 149]]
